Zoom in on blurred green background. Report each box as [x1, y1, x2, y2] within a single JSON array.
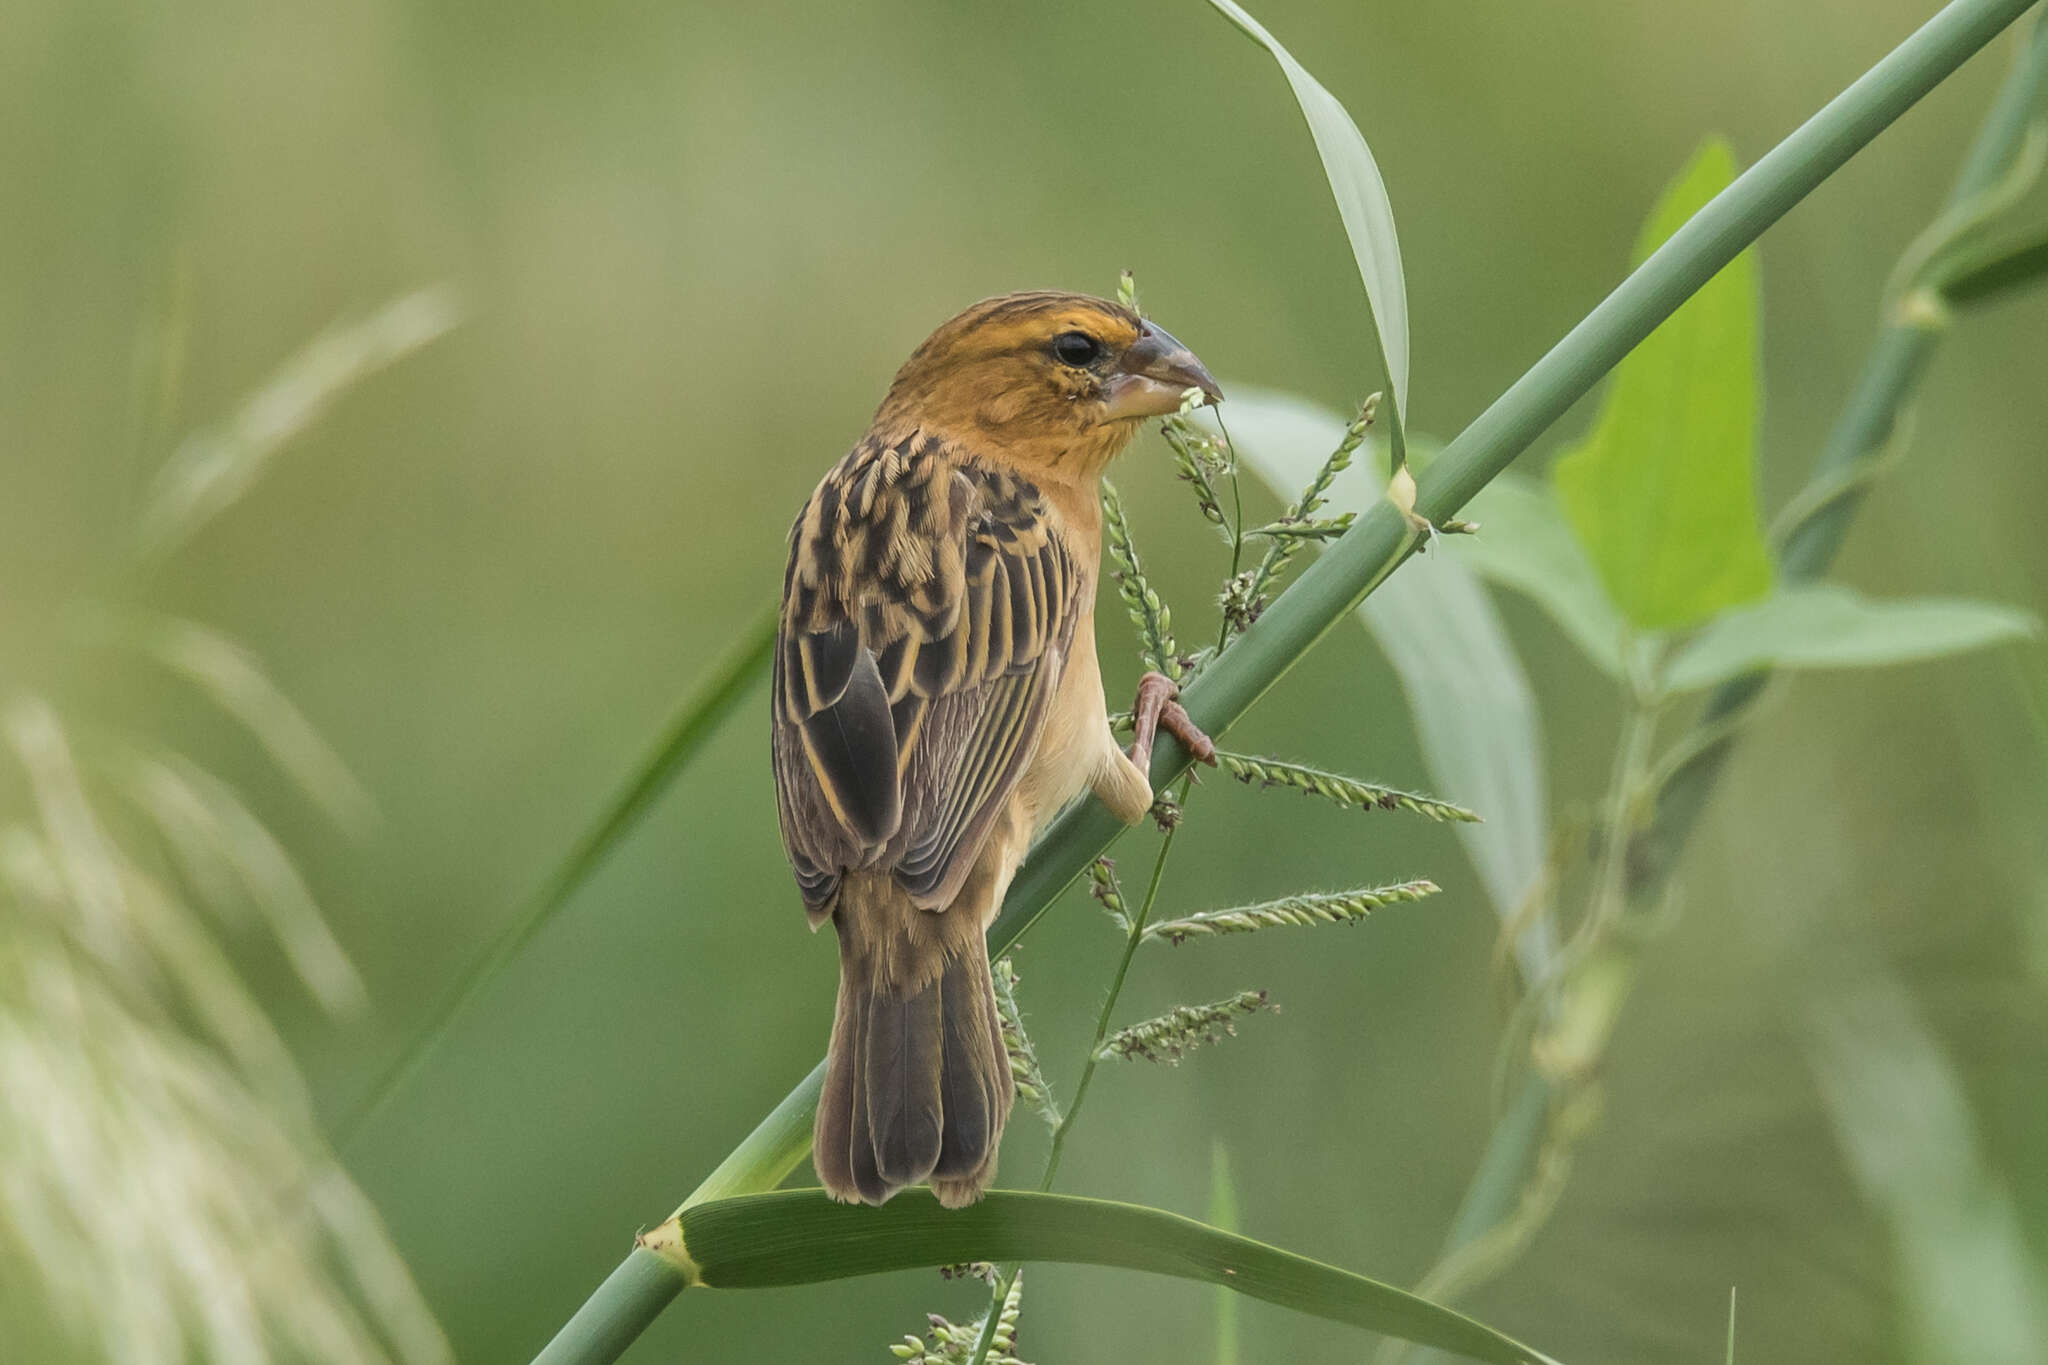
[[7, 0, 2046, 1360]]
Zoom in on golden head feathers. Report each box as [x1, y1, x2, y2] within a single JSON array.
[[871, 292, 1221, 482]]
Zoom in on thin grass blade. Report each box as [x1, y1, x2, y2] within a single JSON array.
[[138, 285, 460, 557], [1203, 0, 1409, 419], [338, 606, 777, 1145], [85, 609, 375, 833], [126, 752, 365, 1013]]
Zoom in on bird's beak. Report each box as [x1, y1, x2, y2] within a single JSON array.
[[1102, 323, 1223, 421]]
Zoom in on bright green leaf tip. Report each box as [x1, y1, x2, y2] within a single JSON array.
[[1554, 137, 1775, 633]]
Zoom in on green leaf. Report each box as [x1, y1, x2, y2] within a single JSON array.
[[1663, 584, 2038, 692], [1553, 139, 1773, 631], [672, 1190, 1559, 1365], [1455, 472, 1629, 676], [1204, 0, 1408, 419], [1219, 389, 1558, 984]]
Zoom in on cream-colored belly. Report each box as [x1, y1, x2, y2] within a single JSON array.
[[1016, 609, 1118, 835], [947, 609, 1121, 930]]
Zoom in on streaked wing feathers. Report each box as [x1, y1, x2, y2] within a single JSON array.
[[773, 433, 1077, 914]]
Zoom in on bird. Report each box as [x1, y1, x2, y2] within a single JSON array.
[[772, 291, 1222, 1207]]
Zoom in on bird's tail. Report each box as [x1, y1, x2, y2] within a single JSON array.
[[815, 874, 1012, 1207]]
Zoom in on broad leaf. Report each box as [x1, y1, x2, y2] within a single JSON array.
[[1553, 139, 1773, 631], [1456, 472, 1629, 676], [1205, 0, 1409, 419], [670, 1190, 1560, 1365], [1663, 584, 2037, 692], [1218, 390, 1557, 983]]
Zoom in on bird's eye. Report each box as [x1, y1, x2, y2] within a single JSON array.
[[1050, 331, 1103, 367]]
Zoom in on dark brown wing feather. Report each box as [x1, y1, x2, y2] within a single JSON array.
[[772, 432, 1078, 917]]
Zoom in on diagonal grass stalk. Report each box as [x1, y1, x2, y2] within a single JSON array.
[[532, 2, 2041, 1359]]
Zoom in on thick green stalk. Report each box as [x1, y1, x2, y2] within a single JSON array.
[[1434, 1, 2048, 1298], [531, 4, 2038, 1359]]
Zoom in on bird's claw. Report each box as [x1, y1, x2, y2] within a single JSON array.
[[1127, 671, 1218, 772]]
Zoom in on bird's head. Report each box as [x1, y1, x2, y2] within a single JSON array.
[[872, 291, 1222, 481]]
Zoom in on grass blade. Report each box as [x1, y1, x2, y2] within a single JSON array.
[[138, 286, 460, 558], [1203, 0, 1409, 420], [126, 752, 365, 1013], [338, 605, 777, 1146], [92, 610, 376, 832], [654, 1190, 1559, 1365]]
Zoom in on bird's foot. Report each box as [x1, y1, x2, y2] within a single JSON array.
[[1127, 671, 1217, 773]]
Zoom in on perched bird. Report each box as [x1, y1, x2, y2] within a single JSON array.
[[772, 291, 1221, 1206]]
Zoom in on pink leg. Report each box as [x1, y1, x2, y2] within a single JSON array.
[[1127, 671, 1217, 771]]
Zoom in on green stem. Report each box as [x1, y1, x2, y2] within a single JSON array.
[[532, 1250, 688, 1365], [964, 1266, 1020, 1365], [1217, 406, 1249, 625], [529, 5, 2038, 1357], [1586, 684, 1660, 942], [1041, 825, 1178, 1189], [1425, 2, 2048, 1311], [1438, 1074, 1549, 1257]]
